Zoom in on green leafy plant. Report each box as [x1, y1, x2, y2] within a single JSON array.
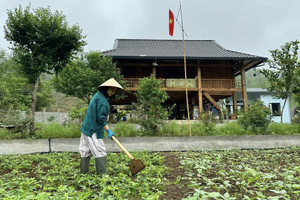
[[0, 110, 32, 137], [0, 152, 168, 199], [238, 100, 272, 133], [68, 106, 88, 122], [132, 75, 173, 135], [179, 147, 300, 199]]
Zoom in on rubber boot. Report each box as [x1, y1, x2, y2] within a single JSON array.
[[95, 157, 107, 176], [80, 157, 91, 174]]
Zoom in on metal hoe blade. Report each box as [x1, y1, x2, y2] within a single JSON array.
[[130, 159, 145, 176]]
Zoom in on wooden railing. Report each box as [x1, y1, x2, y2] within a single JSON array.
[[125, 78, 241, 89], [202, 79, 241, 89]]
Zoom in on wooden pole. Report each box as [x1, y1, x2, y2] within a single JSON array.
[[180, 2, 192, 136], [241, 62, 248, 112], [197, 60, 203, 115], [233, 92, 237, 114]]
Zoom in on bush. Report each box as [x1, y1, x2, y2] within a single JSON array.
[[266, 122, 300, 135], [0, 110, 32, 137], [113, 122, 141, 137], [35, 123, 81, 138], [238, 100, 272, 134], [132, 75, 173, 135]]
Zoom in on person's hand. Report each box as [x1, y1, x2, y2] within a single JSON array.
[[106, 129, 115, 140]]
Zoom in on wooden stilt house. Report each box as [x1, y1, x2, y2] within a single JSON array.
[[102, 39, 267, 119]]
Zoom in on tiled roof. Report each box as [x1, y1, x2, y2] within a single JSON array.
[[101, 39, 268, 61]]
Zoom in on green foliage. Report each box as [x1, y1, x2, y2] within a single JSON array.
[[160, 120, 181, 136], [266, 122, 300, 135], [215, 121, 250, 136], [0, 152, 168, 199], [4, 4, 86, 132], [4, 5, 86, 83], [132, 75, 172, 135], [0, 51, 54, 111], [261, 40, 300, 122], [180, 147, 300, 199], [0, 50, 30, 110], [238, 100, 272, 133], [0, 110, 32, 138], [35, 123, 81, 138], [53, 51, 126, 104], [0, 128, 10, 140], [114, 122, 141, 137], [68, 106, 88, 122]]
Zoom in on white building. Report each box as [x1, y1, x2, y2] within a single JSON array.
[[226, 88, 292, 123]]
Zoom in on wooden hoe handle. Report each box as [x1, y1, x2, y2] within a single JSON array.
[[112, 136, 134, 160]]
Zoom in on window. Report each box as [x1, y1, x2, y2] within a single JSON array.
[[269, 103, 281, 116]]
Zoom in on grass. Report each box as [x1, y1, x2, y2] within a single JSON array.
[[35, 123, 81, 138], [1, 121, 300, 140]]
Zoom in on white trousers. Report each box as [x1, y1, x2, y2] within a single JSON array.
[[79, 133, 107, 158]]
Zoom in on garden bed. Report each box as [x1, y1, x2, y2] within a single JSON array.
[[0, 147, 299, 199]]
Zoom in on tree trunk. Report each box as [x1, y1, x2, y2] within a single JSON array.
[[30, 78, 39, 133], [281, 98, 287, 123]]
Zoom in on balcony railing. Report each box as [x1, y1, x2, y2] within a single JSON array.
[[125, 78, 241, 89]]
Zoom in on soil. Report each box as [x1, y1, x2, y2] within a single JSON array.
[[159, 152, 194, 200]]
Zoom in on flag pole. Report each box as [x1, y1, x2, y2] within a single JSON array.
[[179, 2, 192, 136]]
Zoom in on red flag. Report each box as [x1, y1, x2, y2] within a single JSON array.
[[169, 9, 174, 36]]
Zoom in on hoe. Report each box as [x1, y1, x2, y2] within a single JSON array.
[[112, 136, 145, 176]]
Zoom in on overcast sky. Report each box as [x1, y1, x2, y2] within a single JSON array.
[[1, 0, 300, 59]]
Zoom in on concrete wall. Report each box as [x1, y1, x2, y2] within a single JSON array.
[[35, 112, 70, 124]]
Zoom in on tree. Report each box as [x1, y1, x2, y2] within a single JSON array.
[[0, 50, 29, 110], [261, 40, 300, 123], [4, 5, 86, 132], [132, 75, 173, 135], [53, 51, 126, 104]]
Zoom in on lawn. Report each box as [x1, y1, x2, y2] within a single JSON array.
[[0, 147, 299, 199]]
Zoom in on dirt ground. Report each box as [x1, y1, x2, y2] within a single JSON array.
[[160, 152, 194, 200]]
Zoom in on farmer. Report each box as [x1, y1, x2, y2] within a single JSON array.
[[79, 78, 124, 175]]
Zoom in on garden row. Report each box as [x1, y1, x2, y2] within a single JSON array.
[[0, 147, 299, 199]]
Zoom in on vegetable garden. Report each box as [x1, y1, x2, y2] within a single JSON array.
[[1, 147, 299, 199]]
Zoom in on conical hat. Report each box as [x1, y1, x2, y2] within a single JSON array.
[[97, 78, 124, 90]]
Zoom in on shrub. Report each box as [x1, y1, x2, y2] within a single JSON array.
[[238, 100, 272, 134], [266, 122, 300, 135], [68, 106, 88, 122], [114, 122, 140, 137], [132, 75, 173, 135], [35, 123, 81, 138], [0, 110, 32, 137]]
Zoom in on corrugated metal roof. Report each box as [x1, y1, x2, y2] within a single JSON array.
[[246, 88, 269, 92], [101, 39, 268, 61]]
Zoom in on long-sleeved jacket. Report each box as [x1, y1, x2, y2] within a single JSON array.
[[81, 91, 109, 139]]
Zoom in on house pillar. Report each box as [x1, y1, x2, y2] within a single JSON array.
[[233, 92, 237, 114], [241, 62, 248, 112], [152, 66, 156, 78], [197, 60, 203, 114]]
